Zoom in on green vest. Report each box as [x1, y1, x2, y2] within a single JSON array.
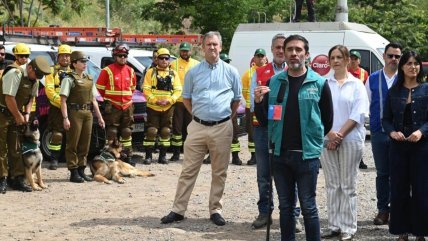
[[267, 69, 325, 160], [67, 73, 94, 105], [0, 64, 37, 109]]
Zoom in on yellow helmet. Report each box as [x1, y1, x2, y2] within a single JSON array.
[[58, 44, 72, 55], [13, 43, 31, 55]]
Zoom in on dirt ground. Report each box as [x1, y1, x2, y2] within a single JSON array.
[[1, 137, 396, 241]]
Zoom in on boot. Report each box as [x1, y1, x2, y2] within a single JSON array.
[[247, 152, 257, 165], [231, 152, 242, 165], [143, 148, 153, 165], [121, 148, 136, 167], [203, 154, 211, 164], [0, 176, 7, 194], [158, 147, 168, 164], [69, 168, 84, 183], [78, 166, 93, 181], [170, 146, 180, 162], [11, 175, 32, 192], [49, 151, 60, 170]]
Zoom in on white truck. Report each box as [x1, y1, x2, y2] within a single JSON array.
[[229, 21, 389, 77]]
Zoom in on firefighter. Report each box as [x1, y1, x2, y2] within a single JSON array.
[[142, 48, 182, 165], [60, 51, 104, 183], [96, 44, 137, 166], [45, 44, 72, 170], [169, 42, 199, 162], [0, 56, 51, 193], [12, 43, 31, 66]]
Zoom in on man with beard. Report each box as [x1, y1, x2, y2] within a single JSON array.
[[96, 44, 137, 166], [169, 42, 199, 162], [254, 35, 333, 240], [0, 45, 13, 76]]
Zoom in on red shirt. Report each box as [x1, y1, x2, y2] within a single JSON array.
[[348, 67, 368, 84], [96, 63, 136, 110]]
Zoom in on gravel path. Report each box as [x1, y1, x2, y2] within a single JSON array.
[[0, 137, 395, 241]]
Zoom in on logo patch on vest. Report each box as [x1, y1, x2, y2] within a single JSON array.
[[23, 84, 30, 88], [306, 86, 319, 94]]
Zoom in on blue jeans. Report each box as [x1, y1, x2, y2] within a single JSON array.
[[371, 131, 391, 212], [253, 126, 301, 217], [273, 150, 320, 241]]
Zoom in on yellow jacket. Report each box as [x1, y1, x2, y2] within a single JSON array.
[[45, 65, 71, 108], [170, 57, 199, 102], [241, 65, 259, 109], [143, 67, 182, 112]]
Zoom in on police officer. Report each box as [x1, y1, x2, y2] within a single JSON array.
[[142, 48, 182, 164], [169, 42, 199, 162], [45, 44, 72, 170], [96, 44, 137, 166], [60, 51, 105, 183], [0, 56, 51, 193]]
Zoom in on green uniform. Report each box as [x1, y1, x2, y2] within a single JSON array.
[[0, 64, 38, 178], [60, 72, 96, 170]]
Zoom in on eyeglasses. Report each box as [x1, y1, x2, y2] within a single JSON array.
[[158, 56, 170, 61], [386, 54, 401, 59], [17, 54, 30, 58], [0, 53, 5, 56], [116, 54, 128, 58]]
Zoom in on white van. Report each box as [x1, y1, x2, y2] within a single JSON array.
[[229, 21, 389, 76]]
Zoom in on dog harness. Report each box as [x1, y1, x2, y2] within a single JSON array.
[[95, 151, 116, 163], [22, 141, 39, 155]]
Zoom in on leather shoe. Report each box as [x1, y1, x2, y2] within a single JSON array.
[[10, 176, 32, 192], [210, 213, 226, 226], [161, 211, 184, 224], [321, 229, 341, 239], [373, 211, 389, 225], [0, 176, 7, 194]]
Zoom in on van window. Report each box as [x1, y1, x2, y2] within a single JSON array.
[[370, 52, 383, 74], [86, 60, 101, 81], [134, 56, 152, 68]]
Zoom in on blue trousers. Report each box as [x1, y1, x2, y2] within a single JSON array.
[[371, 131, 391, 212]]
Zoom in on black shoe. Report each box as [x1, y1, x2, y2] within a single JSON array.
[[11, 176, 32, 192], [231, 152, 242, 165], [203, 155, 211, 164], [210, 213, 226, 226], [359, 159, 368, 169], [49, 159, 58, 170], [158, 148, 168, 164], [321, 229, 341, 239], [78, 167, 93, 181], [161, 211, 184, 224], [251, 214, 271, 229], [70, 169, 84, 183], [170, 149, 180, 162], [247, 153, 256, 165], [143, 148, 153, 165], [0, 177, 7, 194]]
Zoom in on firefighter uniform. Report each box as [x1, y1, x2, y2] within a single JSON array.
[[0, 57, 51, 193], [169, 42, 199, 161], [96, 45, 136, 165], [45, 44, 73, 170], [142, 48, 182, 164]]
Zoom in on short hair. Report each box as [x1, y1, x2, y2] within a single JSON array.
[[385, 42, 402, 53], [202, 31, 222, 47], [271, 33, 286, 47], [328, 45, 350, 60], [283, 35, 309, 53]]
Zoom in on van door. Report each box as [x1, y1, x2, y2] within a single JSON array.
[[349, 49, 383, 74]]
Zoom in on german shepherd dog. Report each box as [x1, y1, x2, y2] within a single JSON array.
[[22, 122, 47, 191], [90, 140, 154, 184]]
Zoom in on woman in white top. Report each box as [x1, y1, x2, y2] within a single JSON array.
[[320, 45, 369, 241]]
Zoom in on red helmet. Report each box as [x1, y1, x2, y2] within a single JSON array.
[[112, 43, 130, 56]]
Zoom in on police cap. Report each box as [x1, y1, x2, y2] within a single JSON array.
[[30, 56, 52, 79], [70, 51, 89, 62]]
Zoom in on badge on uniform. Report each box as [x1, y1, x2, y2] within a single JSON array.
[[268, 105, 282, 120]]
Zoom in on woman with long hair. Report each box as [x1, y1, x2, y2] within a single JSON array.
[[382, 51, 427, 241], [320, 45, 369, 241]]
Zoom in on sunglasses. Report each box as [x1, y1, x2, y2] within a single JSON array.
[[17, 54, 30, 58], [0, 53, 5, 56], [387, 54, 401, 59], [116, 54, 128, 58], [158, 56, 170, 61]]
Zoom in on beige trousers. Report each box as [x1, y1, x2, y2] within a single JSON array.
[[172, 119, 233, 216]]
